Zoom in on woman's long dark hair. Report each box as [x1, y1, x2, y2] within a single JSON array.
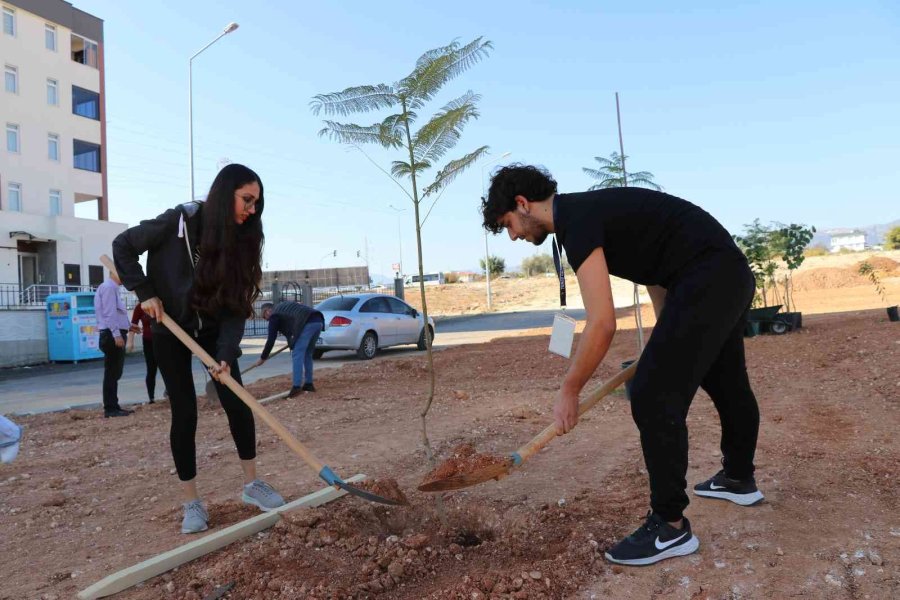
[[192, 164, 265, 319]]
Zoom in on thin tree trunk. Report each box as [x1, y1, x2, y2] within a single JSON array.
[[402, 101, 445, 522]]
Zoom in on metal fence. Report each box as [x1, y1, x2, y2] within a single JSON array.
[[1, 282, 142, 311]]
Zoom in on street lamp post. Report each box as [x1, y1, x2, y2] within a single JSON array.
[[480, 151, 511, 310], [189, 22, 239, 201], [388, 204, 405, 278]]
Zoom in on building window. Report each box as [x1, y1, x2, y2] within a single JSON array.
[[72, 86, 100, 120], [7, 182, 22, 211], [2, 7, 14, 37], [50, 190, 62, 215], [47, 78, 58, 105], [48, 133, 59, 161], [73, 139, 101, 172], [71, 34, 98, 68], [45, 24, 57, 51], [4, 64, 17, 94], [6, 123, 19, 152]]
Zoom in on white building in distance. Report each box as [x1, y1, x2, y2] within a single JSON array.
[[828, 229, 867, 253], [1, 0, 125, 303]]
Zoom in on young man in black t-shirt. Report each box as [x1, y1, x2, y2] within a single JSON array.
[[481, 164, 764, 566]]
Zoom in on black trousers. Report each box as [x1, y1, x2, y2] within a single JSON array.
[[153, 330, 256, 481], [629, 250, 760, 522], [98, 329, 127, 412], [141, 337, 159, 400]]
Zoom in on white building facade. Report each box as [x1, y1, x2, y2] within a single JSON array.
[[1, 0, 124, 303], [828, 229, 866, 253]]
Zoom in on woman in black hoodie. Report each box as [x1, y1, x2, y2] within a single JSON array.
[[113, 164, 284, 534]]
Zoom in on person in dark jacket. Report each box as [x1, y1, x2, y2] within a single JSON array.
[[127, 303, 165, 403], [255, 301, 325, 397], [113, 164, 285, 534], [481, 164, 763, 567]]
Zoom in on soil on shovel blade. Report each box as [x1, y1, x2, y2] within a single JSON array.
[[420, 443, 512, 489]]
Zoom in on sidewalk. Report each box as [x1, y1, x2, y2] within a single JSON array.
[[0, 321, 536, 416]]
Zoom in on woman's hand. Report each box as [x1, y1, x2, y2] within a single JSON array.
[[141, 297, 164, 320], [253, 358, 266, 369], [553, 388, 580, 435], [208, 360, 230, 382]]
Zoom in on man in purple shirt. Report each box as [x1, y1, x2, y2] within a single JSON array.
[[95, 273, 134, 418]]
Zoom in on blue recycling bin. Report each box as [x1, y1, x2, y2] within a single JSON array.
[[47, 292, 103, 362]]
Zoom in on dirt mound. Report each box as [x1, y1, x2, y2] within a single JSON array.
[[792, 267, 867, 291], [133, 471, 646, 600], [854, 257, 900, 274]]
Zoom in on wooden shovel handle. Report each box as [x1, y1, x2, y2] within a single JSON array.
[[241, 344, 288, 375], [99, 255, 325, 474], [511, 360, 639, 466]]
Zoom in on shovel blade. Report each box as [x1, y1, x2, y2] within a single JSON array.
[[336, 481, 409, 506], [417, 462, 512, 492]]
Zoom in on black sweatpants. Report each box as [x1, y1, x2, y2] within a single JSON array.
[[153, 330, 256, 481], [99, 329, 127, 412], [142, 337, 159, 400], [629, 249, 760, 522]]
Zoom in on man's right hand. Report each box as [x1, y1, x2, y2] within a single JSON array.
[[141, 297, 164, 320], [253, 358, 266, 368]]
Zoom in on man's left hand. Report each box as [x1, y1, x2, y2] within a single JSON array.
[[553, 388, 580, 435]]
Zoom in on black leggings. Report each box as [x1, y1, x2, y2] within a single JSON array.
[[153, 330, 256, 481], [629, 250, 760, 522], [142, 337, 158, 400]]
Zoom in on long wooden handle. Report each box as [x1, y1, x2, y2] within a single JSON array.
[[511, 360, 638, 466], [99, 255, 326, 475], [241, 344, 288, 375]]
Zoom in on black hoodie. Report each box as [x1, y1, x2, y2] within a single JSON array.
[[112, 202, 246, 364]]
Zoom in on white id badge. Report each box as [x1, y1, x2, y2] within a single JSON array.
[[548, 313, 576, 358]]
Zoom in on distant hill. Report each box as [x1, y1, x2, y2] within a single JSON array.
[[810, 218, 900, 248]]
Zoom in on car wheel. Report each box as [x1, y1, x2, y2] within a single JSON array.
[[313, 349, 325, 360], [357, 331, 378, 360], [417, 325, 434, 351]]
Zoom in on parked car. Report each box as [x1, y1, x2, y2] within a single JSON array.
[[313, 293, 435, 360]]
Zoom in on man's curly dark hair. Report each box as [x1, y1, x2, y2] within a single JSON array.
[[481, 164, 558, 234]]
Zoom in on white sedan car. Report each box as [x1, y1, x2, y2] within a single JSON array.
[[313, 293, 435, 360]]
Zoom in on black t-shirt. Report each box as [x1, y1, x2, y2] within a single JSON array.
[[554, 188, 741, 287]]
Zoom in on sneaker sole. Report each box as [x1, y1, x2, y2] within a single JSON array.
[[181, 523, 209, 534], [604, 535, 700, 566], [241, 492, 281, 512], [693, 488, 764, 506]]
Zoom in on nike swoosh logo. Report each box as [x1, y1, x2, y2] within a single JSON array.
[[709, 483, 727, 490], [655, 532, 688, 550]]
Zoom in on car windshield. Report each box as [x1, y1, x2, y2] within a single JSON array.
[[315, 296, 359, 311]]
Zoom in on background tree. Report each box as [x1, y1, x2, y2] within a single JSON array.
[[479, 255, 505, 277], [886, 225, 900, 250], [582, 152, 662, 191], [311, 37, 492, 471], [521, 253, 554, 276]]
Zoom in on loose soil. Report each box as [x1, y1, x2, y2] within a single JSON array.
[[419, 444, 512, 491], [2, 305, 899, 598]]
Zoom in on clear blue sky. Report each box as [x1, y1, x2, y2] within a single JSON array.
[[76, 0, 899, 278]]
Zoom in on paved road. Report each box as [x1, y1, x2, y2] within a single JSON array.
[[0, 310, 589, 416]]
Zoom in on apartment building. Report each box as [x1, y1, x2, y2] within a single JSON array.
[[0, 0, 125, 298]]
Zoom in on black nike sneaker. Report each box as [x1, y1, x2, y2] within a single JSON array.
[[605, 512, 699, 566], [693, 469, 764, 506]]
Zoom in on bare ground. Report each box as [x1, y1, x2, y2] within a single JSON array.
[[1, 301, 898, 599]]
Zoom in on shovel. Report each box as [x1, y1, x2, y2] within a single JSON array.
[[100, 255, 406, 506], [205, 344, 288, 404], [418, 360, 639, 492]]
